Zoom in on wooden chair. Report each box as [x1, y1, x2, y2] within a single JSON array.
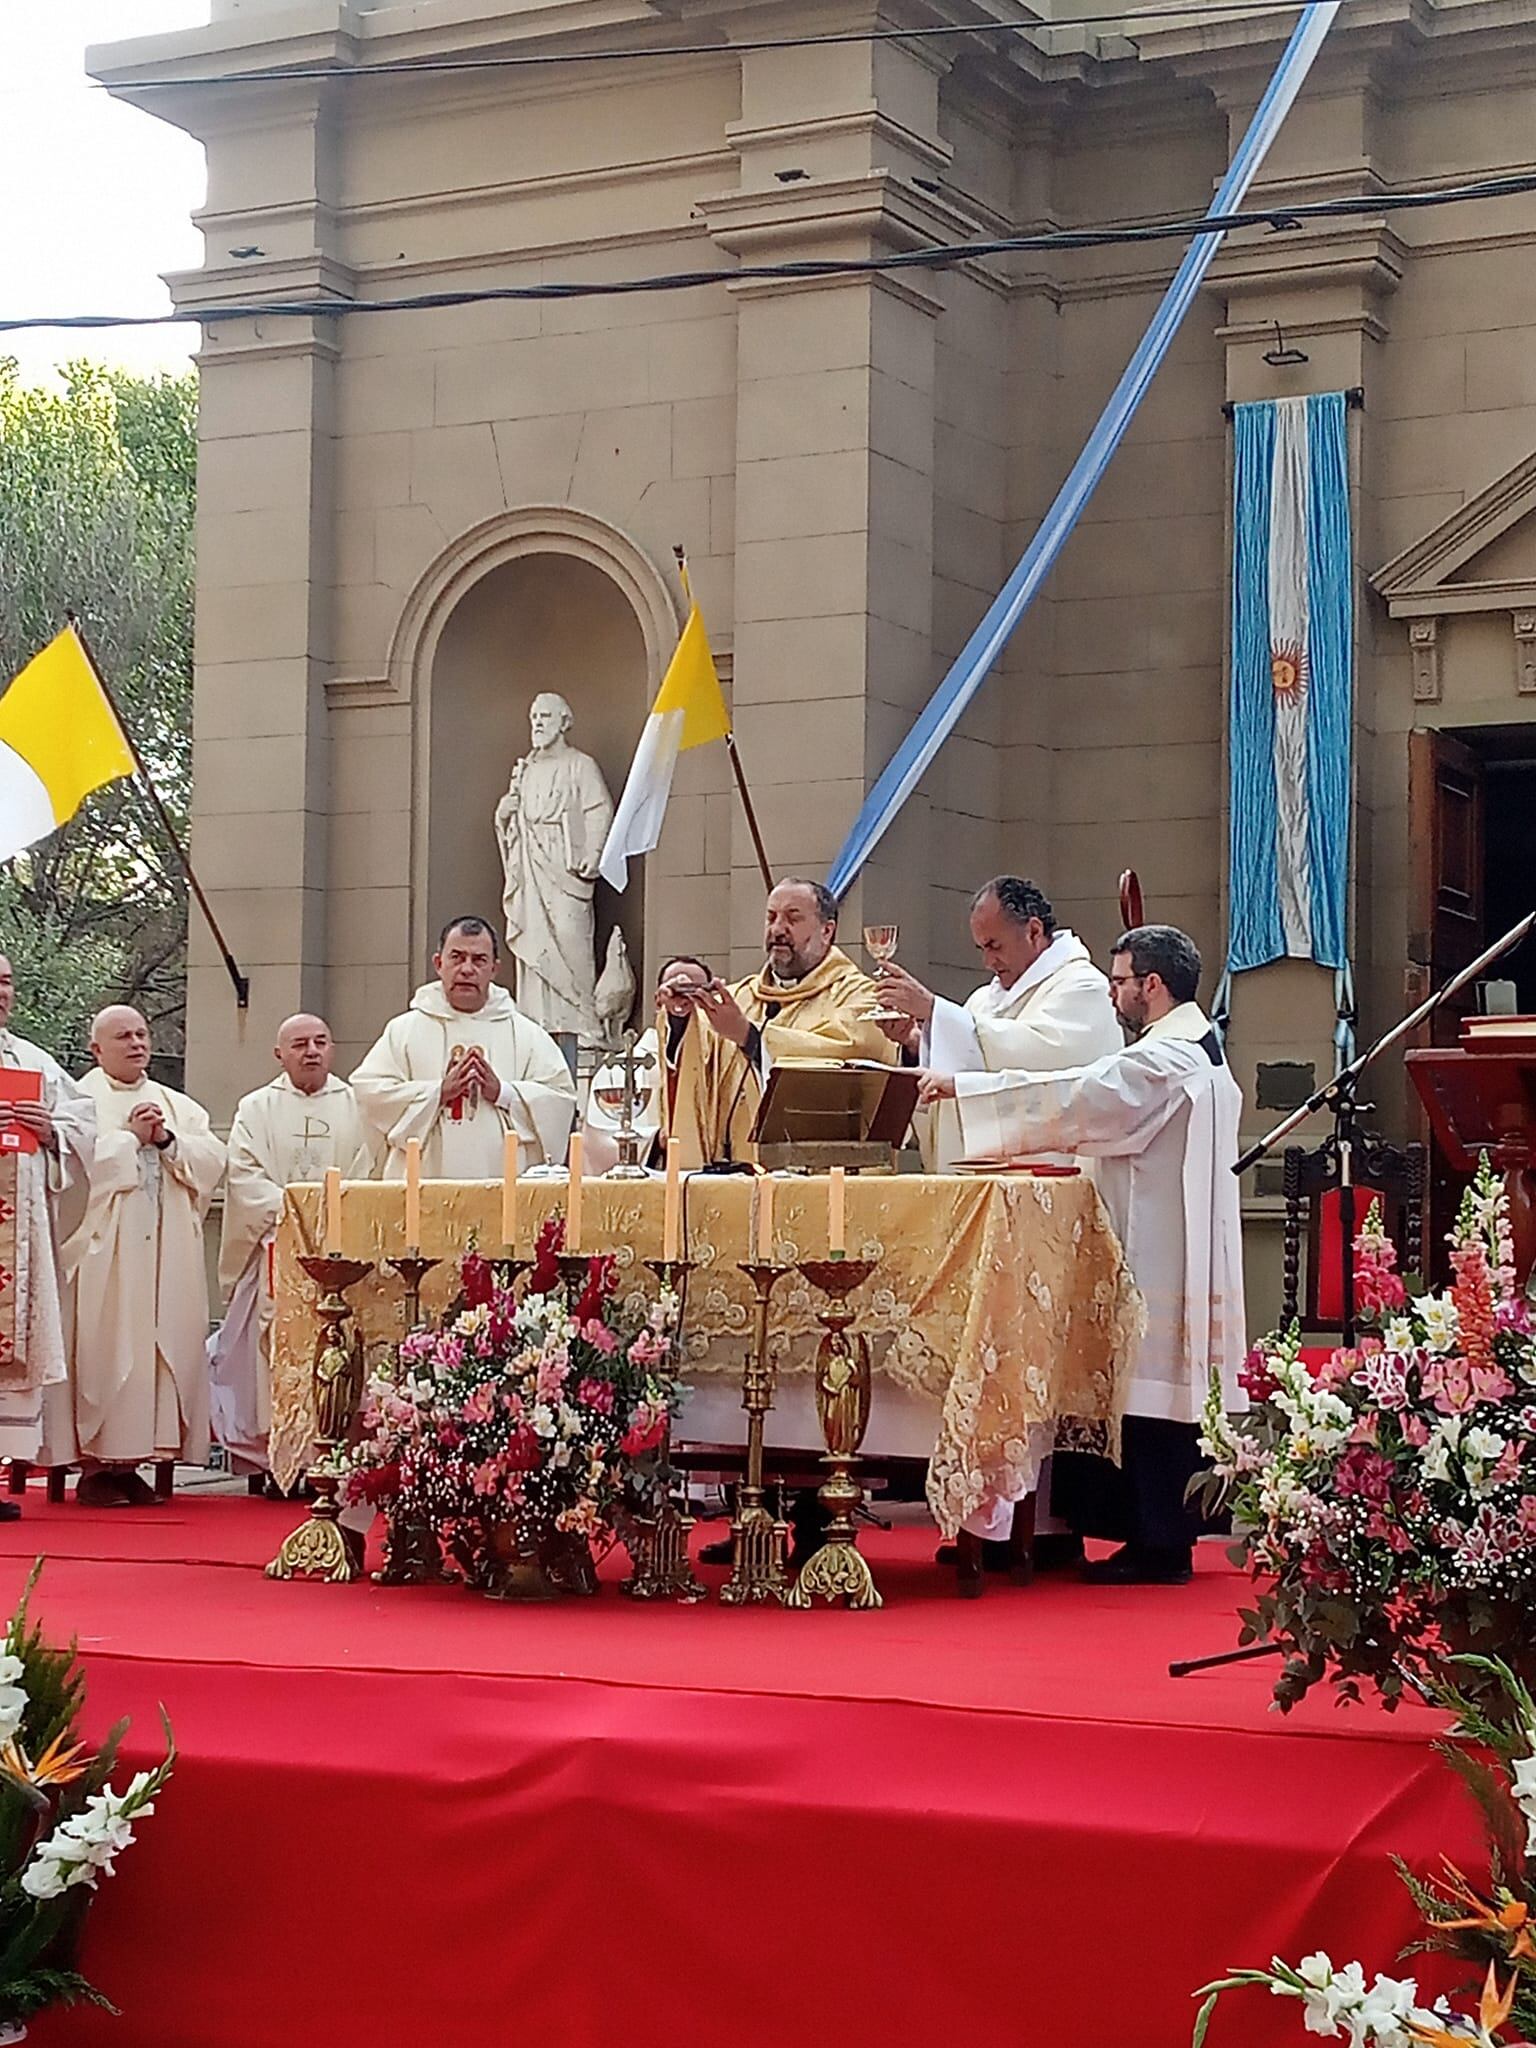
[[1280, 1133, 1427, 1332]]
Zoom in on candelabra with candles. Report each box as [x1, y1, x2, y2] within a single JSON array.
[[267, 1252, 376, 1583], [720, 1247, 792, 1606], [785, 1257, 881, 1610]]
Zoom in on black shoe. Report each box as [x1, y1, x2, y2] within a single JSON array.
[[698, 1537, 733, 1566], [1032, 1533, 1085, 1573], [0, 1500, 20, 1523], [1081, 1543, 1192, 1586], [934, 1539, 1014, 1573]]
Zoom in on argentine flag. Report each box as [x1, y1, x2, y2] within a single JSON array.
[[1227, 391, 1352, 974]]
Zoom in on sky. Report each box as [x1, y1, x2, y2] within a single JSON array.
[[0, 2, 208, 385]]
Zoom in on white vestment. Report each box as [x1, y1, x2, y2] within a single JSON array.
[[0, 1034, 95, 1464], [49, 1072, 226, 1466], [210, 1074, 376, 1471], [351, 982, 577, 1178], [955, 1002, 1246, 1423], [919, 932, 1122, 1171]]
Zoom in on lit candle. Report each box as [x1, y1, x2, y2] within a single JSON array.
[[324, 1167, 343, 1255], [663, 1138, 681, 1263], [502, 1130, 519, 1251], [758, 1172, 776, 1262], [404, 1138, 422, 1249], [828, 1166, 846, 1256], [567, 1131, 584, 1252]]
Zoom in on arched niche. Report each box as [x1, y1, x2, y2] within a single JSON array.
[[399, 509, 677, 1014]]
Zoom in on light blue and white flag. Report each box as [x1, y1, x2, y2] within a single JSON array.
[[1226, 391, 1352, 979]]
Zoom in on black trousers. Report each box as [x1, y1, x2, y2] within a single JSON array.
[[1052, 1416, 1204, 1558]]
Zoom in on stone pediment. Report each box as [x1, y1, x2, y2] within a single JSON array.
[[1372, 449, 1536, 619]]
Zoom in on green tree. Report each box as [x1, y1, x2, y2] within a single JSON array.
[[0, 358, 196, 1067]]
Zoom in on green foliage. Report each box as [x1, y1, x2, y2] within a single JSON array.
[[0, 358, 195, 1065]]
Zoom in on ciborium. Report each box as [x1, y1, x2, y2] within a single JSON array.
[[267, 1254, 375, 1583], [621, 1258, 705, 1603], [720, 1261, 791, 1605], [785, 1258, 882, 1611]]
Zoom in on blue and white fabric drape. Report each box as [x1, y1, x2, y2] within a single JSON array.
[[1223, 391, 1354, 1050]]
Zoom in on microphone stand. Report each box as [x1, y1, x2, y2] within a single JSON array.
[[1169, 908, 1536, 1681]]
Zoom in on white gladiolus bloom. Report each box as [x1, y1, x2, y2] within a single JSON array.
[[0, 1649, 28, 1748], [19, 1777, 157, 1900], [1509, 1751, 1536, 1854]]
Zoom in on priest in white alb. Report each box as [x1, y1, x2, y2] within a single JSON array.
[[352, 915, 577, 1177], [0, 956, 96, 1517], [919, 924, 1246, 1585], [876, 877, 1123, 1568], [874, 877, 1121, 1170], [211, 1013, 376, 1476], [48, 1006, 226, 1506]]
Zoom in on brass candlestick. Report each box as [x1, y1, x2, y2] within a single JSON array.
[[268, 1254, 375, 1583], [786, 1258, 882, 1611], [494, 1255, 534, 1293], [622, 1257, 704, 1603], [720, 1260, 791, 1606], [385, 1251, 440, 1329]]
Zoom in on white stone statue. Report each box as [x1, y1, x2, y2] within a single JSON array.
[[495, 692, 616, 1043]]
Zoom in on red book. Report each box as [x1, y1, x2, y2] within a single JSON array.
[[0, 1070, 42, 1155]]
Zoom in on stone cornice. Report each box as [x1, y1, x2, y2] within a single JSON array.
[[1372, 449, 1536, 616]]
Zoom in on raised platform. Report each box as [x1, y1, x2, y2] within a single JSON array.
[[1, 1493, 1473, 2048]]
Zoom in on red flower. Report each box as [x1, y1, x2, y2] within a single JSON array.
[[531, 1215, 564, 1294], [349, 1460, 401, 1504], [461, 1252, 495, 1307], [503, 1427, 541, 1472], [573, 1254, 618, 1324], [1238, 1346, 1277, 1402], [1336, 1445, 1395, 1504]]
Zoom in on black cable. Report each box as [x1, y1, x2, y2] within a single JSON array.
[[97, 0, 1337, 92], [5, 165, 1532, 334]]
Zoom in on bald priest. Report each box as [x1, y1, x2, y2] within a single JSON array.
[[353, 916, 578, 1178], [212, 1013, 376, 1475], [683, 879, 897, 1165]]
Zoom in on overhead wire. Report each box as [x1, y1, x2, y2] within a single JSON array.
[[3, 166, 1533, 333], [94, 0, 1345, 90]]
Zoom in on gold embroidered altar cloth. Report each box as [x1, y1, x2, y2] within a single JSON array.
[[271, 1174, 1144, 1537]]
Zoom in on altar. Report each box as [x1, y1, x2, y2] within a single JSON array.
[[271, 1172, 1144, 1536]]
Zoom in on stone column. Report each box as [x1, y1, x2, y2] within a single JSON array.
[[706, 27, 954, 965]]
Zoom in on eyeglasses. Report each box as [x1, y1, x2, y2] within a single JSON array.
[[1108, 971, 1145, 989]]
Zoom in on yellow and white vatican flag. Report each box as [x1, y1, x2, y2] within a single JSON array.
[[0, 625, 135, 862], [598, 582, 729, 892]]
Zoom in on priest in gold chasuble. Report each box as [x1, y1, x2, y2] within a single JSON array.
[[684, 879, 897, 1166]]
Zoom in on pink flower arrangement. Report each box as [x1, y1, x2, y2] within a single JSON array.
[[342, 1248, 686, 1595], [1200, 1158, 1536, 1713]]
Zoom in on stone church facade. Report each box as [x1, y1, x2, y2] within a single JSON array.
[[99, 0, 1536, 1306]]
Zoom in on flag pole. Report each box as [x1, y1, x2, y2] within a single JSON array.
[[65, 613, 251, 1009], [671, 547, 773, 893]]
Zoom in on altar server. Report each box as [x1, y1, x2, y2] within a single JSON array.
[[684, 880, 896, 1165], [352, 915, 576, 1178], [49, 1007, 226, 1505], [212, 1014, 375, 1474], [0, 957, 95, 1517], [875, 876, 1121, 1170], [919, 925, 1246, 1584], [584, 956, 715, 1171]]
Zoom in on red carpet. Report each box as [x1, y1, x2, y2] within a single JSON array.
[[0, 1493, 1475, 2048]]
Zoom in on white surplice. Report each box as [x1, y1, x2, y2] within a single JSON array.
[[0, 1034, 95, 1464], [351, 982, 577, 1179], [919, 932, 1122, 1171], [210, 1073, 376, 1471], [955, 1002, 1246, 1424], [49, 1072, 226, 1466]]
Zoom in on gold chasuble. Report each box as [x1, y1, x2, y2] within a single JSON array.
[[678, 946, 897, 1166]]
